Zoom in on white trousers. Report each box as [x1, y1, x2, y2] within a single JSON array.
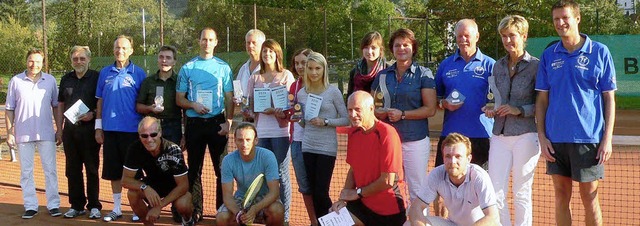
[[402, 136, 430, 201], [488, 133, 540, 226], [18, 141, 60, 211]]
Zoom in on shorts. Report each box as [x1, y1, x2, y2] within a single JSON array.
[[102, 131, 139, 180], [547, 143, 604, 182], [217, 195, 282, 223], [144, 179, 176, 198], [346, 199, 406, 226]]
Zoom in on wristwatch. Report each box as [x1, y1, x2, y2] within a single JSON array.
[[356, 188, 363, 199], [401, 111, 406, 120], [324, 119, 329, 126], [140, 184, 148, 191]]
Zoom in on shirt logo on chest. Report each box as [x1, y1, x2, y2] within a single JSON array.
[[576, 55, 590, 70], [473, 66, 485, 76], [551, 59, 564, 70], [446, 69, 459, 78]]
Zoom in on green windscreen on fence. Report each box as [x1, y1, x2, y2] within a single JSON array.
[[527, 35, 640, 96]]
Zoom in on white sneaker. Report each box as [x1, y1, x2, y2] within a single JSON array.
[[89, 208, 101, 219], [102, 211, 121, 222], [132, 214, 140, 222]]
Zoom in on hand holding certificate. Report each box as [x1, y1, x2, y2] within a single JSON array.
[[304, 93, 323, 121], [253, 87, 272, 113], [318, 207, 355, 226], [196, 90, 213, 113], [271, 85, 290, 110], [64, 99, 90, 124]]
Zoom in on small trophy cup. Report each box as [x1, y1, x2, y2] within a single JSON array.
[[288, 94, 303, 121], [374, 86, 390, 112], [154, 95, 165, 111], [446, 89, 465, 105], [485, 92, 495, 111]]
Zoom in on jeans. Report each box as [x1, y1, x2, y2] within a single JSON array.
[[185, 115, 227, 213], [258, 137, 292, 222], [488, 133, 540, 226], [160, 118, 182, 144], [62, 123, 102, 211], [303, 152, 336, 217], [18, 141, 60, 211], [290, 141, 311, 194]]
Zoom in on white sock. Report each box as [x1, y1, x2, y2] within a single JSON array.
[[113, 193, 122, 214]]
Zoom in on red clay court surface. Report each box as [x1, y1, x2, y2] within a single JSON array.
[[0, 110, 638, 225]]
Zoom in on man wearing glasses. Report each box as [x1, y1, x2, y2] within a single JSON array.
[[122, 116, 194, 226]]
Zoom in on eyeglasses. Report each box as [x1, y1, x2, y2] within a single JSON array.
[[139, 132, 159, 138]]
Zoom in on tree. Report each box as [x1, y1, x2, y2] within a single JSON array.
[[0, 17, 40, 74], [0, 0, 32, 26]]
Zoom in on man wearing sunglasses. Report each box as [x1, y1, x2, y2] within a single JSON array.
[[122, 116, 195, 226]]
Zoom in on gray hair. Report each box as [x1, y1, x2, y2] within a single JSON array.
[[69, 46, 92, 59], [245, 29, 266, 42]]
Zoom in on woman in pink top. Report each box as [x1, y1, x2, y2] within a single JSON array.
[[246, 39, 295, 222]]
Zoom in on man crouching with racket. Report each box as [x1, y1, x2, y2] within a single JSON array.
[[122, 116, 194, 226], [216, 123, 284, 226]]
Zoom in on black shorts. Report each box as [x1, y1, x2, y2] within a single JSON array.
[[145, 180, 175, 198], [102, 131, 139, 180], [346, 198, 406, 226], [435, 136, 490, 167], [546, 143, 604, 182]]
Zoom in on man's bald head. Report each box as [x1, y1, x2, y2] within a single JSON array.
[[347, 91, 375, 129]]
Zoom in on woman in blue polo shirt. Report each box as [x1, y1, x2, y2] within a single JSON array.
[[370, 28, 437, 204], [483, 15, 541, 226]]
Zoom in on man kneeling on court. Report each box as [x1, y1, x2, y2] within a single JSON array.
[[122, 116, 194, 226], [216, 123, 284, 226], [409, 133, 499, 226], [329, 91, 406, 226]]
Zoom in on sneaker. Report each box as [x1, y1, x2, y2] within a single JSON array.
[[131, 214, 140, 222], [22, 210, 38, 219], [49, 208, 62, 217], [89, 208, 101, 219], [63, 209, 86, 218], [102, 211, 122, 222], [182, 217, 195, 226]]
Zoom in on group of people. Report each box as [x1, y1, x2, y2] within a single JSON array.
[[5, 0, 616, 226]]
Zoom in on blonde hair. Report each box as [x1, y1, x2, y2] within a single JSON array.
[[498, 15, 529, 37], [442, 132, 472, 155], [303, 52, 330, 92]]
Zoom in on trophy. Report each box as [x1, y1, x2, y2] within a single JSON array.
[[374, 86, 390, 112], [446, 89, 465, 105], [485, 91, 495, 111], [288, 94, 303, 121], [154, 95, 165, 111]]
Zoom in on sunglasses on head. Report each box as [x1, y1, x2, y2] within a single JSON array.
[[139, 132, 159, 138]]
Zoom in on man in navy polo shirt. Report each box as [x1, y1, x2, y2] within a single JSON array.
[[95, 35, 147, 222], [176, 27, 234, 221], [433, 18, 495, 217], [536, 1, 616, 225]]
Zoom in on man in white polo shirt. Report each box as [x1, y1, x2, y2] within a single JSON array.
[[408, 133, 499, 226]]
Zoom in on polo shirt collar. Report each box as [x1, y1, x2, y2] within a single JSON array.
[[388, 61, 418, 75], [110, 60, 137, 74], [553, 33, 593, 54], [153, 70, 177, 81], [453, 48, 485, 62], [444, 165, 472, 187], [20, 71, 46, 82]]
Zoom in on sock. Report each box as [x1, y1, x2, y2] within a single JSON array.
[[113, 193, 122, 214]]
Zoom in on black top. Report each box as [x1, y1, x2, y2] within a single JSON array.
[[58, 69, 99, 126], [124, 138, 188, 189], [136, 71, 182, 119]]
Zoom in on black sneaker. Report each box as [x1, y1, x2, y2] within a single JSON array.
[[49, 208, 62, 217], [22, 210, 38, 219]]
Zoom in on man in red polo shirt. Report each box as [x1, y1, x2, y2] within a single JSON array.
[[330, 91, 406, 226]]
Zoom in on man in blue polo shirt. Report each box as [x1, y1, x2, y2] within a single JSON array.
[[433, 19, 495, 217], [536, 1, 616, 225], [176, 27, 234, 222], [95, 35, 147, 222], [435, 19, 495, 168]]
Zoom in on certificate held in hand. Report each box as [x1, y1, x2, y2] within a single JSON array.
[[270, 85, 290, 110], [253, 87, 272, 113], [304, 93, 323, 121]]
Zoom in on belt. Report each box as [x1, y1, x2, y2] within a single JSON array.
[[158, 118, 181, 124], [187, 113, 225, 124]]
